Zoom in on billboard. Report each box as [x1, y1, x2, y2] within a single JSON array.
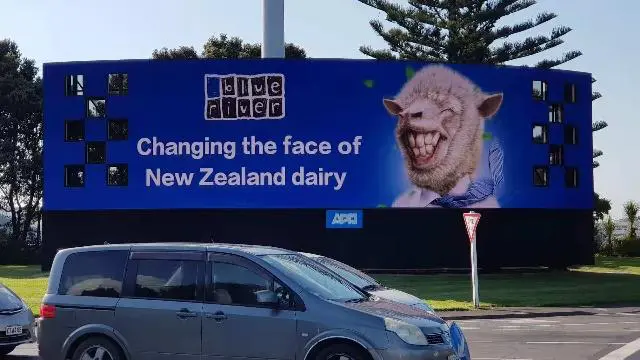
[[43, 59, 593, 211]]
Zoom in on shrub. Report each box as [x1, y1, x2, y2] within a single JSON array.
[[618, 239, 640, 257]]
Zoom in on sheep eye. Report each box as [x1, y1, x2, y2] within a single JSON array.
[[410, 112, 422, 118]]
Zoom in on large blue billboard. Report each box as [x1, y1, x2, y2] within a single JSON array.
[[43, 59, 593, 211]]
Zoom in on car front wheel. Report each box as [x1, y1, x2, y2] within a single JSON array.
[[71, 337, 122, 360], [315, 343, 369, 360]]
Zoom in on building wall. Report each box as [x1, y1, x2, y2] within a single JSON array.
[[41, 59, 594, 269]]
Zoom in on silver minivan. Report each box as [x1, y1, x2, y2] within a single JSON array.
[[38, 243, 467, 360]]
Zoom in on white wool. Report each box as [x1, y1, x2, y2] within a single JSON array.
[[394, 65, 482, 109]]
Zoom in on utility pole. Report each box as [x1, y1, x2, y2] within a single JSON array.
[[262, 0, 285, 58]]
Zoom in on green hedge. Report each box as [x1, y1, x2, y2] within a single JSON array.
[[619, 239, 640, 257]]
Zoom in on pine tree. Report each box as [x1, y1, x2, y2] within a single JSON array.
[[592, 82, 606, 169], [356, 0, 581, 67]]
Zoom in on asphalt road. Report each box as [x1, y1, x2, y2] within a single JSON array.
[[8, 307, 640, 360], [449, 306, 640, 360]]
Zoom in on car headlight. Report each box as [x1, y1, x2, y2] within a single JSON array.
[[448, 321, 467, 356], [384, 317, 429, 345], [411, 302, 436, 315]]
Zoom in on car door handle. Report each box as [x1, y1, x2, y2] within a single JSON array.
[[205, 311, 227, 321], [176, 309, 199, 318]]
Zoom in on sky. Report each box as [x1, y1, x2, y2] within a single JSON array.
[[1, 0, 636, 218]]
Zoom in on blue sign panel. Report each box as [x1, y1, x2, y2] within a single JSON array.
[[43, 59, 593, 211], [326, 210, 363, 229]]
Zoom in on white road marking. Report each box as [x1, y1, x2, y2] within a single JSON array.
[[474, 358, 532, 360], [562, 322, 638, 326], [498, 328, 640, 332], [527, 341, 627, 345], [460, 327, 480, 330], [572, 329, 640, 332], [498, 325, 526, 328], [502, 318, 559, 324], [598, 336, 640, 360]]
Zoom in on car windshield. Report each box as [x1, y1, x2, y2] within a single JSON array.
[[261, 253, 367, 302], [0, 284, 23, 311], [316, 257, 382, 290]]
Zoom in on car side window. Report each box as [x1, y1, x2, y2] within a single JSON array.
[[273, 279, 293, 308], [58, 250, 128, 298], [211, 261, 269, 306], [209, 260, 293, 309], [133, 259, 199, 302]]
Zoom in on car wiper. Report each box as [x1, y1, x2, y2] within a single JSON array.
[[361, 284, 381, 291], [344, 297, 367, 303]]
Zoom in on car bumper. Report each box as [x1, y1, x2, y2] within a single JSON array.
[[378, 345, 458, 360], [0, 335, 36, 347], [0, 309, 37, 347]]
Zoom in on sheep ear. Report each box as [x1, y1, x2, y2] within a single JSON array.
[[478, 93, 503, 118], [383, 99, 403, 116]]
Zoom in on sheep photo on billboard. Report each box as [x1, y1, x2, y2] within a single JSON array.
[[385, 65, 504, 209]]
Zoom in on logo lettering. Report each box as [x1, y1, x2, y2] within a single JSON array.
[[332, 213, 358, 225], [204, 73, 286, 120], [326, 210, 363, 229]]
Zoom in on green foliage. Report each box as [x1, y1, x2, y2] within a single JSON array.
[[593, 148, 604, 168], [375, 257, 640, 309], [0, 265, 48, 315], [594, 192, 611, 221], [152, 33, 307, 60], [151, 46, 200, 60], [592, 121, 608, 132], [0, 39, 43, 251], [356, 0, 581, 68], [405, 65, 416, 80], [602, 215, 616, 255], [623, 200, 639, 241], [591, 78, 607, 167], [618, 240, 640, 257]]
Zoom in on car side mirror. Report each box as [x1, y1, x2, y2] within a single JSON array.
[[256, 290, 279, 308]]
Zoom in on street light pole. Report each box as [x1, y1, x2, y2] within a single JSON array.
[[262, 0, 285, 58]]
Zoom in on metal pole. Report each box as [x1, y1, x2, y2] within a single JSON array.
[[262, 0, 285, 58], [471, 237, 480, 308]]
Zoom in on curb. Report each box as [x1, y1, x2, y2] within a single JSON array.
[[440, 308, 598, 321]]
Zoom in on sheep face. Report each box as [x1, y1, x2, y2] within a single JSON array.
[[383, 65, 503, 196]]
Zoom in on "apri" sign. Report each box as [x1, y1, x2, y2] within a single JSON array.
[[325, 210, 363, 229]]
